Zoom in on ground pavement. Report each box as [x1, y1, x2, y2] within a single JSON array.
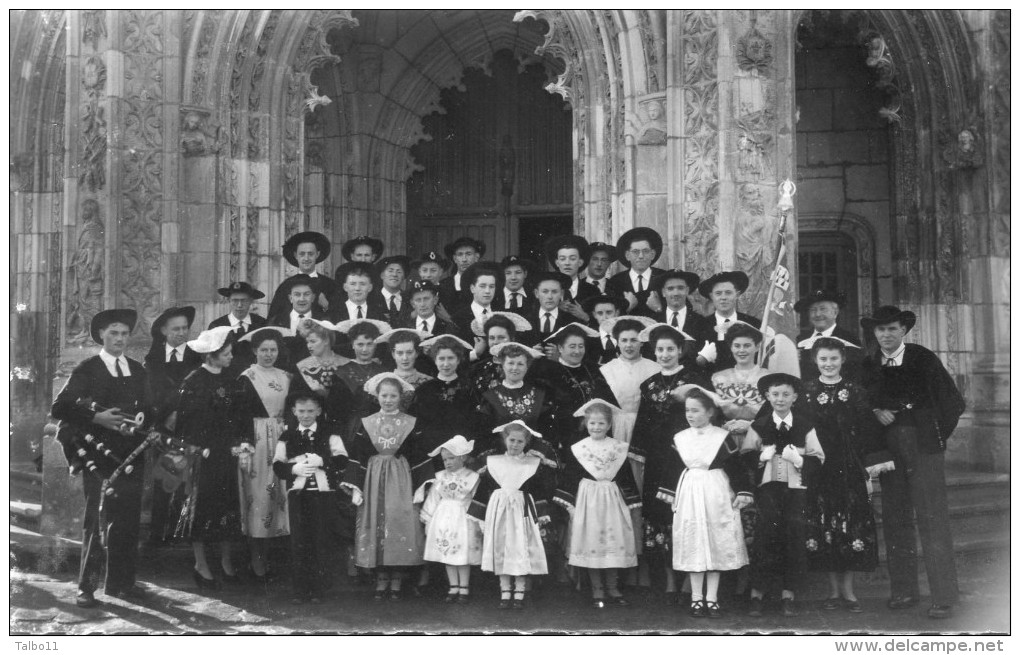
[[9, 541, 1009, 635]]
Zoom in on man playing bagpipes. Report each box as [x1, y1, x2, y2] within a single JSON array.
[[52, 309, 154, 608]]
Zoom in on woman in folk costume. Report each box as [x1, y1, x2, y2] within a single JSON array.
[[173, 326, 244, 589], [798, 337, 885, 613], [469, 420, 554, 609], [476, 341, 556, 460], [598, 316, 660, 447], [417, 435, 483, 603], [234, 328, 293, 580], [343, 373, 430, 600], [711, 322, 771, 437], [409, 335, 487, 455], [288, 320, 356, 428], [376, 327, 433, 410], [554, 400, 640, 609], [629, 323, 711, 604], [468, 313, 530, 400], [334, 319, 391, 418], [660, 386, 751, 619]]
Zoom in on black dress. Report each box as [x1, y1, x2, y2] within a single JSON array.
[[530, 360, 619, 458], [477, 383, 556, 461], [798, 378, 882, 572], [408, 375, 486, 453], [629, 367, 710, 555], [173, 366, 243, 542]]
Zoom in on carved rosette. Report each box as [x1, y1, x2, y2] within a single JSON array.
[[680, 10, 720, 283], [118, 10, 165, 333]]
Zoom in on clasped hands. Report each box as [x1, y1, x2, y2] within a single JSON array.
[[759, 444, 803, 468]]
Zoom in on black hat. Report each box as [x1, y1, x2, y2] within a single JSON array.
[[615, 227, 663, 267], [340, 235, 384, 262], [651, 269, 701, 294], [698, 271, 750, 298], [530, 270, 572, 290], [334, 262, 376, 284], [217, 281, 265, 300], [409, 280, 441, 296], [376, 255, 411, 278], [500, 255, 539, 276], [756, 372, 803, 397], [443, 236, 486, 260], [581, 294, 628, 315], [544, 235, 591, 269], [461, 261, 503, 289], [794, 289, 848, 313], [150, 306, 196, 339], [588, 241, 618, 262], [416, 250, 449, 269], [860, 305, 916, 333], [278, 273, 321, 296], [282, 231, 331, 267], [90, 309, 137, 344]]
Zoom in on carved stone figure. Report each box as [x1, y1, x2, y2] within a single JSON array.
[[943, 128, 984, 170], [66, 199, 105, 344], [637, 97, 667, 145], [181, 110, 219, 157]]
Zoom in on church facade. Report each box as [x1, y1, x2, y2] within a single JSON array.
[[9, 10, 1009, 472]]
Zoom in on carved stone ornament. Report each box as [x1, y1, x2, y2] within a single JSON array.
[[736, 20, 773, 75], [180, 109, 221, 157], [943, 127, 984, 170], [304, 85, 332, 115], [514, 10, 577, 107], [81, 10, 107, 49], [637, 94, 667, 145], [860, 30, 902, 124], [66, 199, 106, 345], [11, 152, 34, 192]]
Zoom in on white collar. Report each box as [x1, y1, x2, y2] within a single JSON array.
[[881, 342, 906, 364], [299, 270, 319, 278], [539, 307, 559, 318], [600, 329, 612, 340], [382, 288, 400, 300], [568, 277, 579, 294], [99, 349, 130, 376], [453, 271, 463, 290], [629, 268, 650, 283], [346, 298, 367, 309], [437, 373, 458, 382], [714, 311, 737, 324], [298, 422, 318, 434], [504, 288, 525, 299], [471, 301, 491, 319], [668, 305, 687, 320], [228, 313, 250, 327], [291, 308, 312, 319], [813, 324, 836, 338], [417, 314, 435, 327], [772, 412, 793, 430], [165, 343, 185, 359]]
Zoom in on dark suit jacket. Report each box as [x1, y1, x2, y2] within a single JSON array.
[[208, 312, 267, 377], [523, 308, 572, 347], [333, 300, 388, 323], [370, 289, 413, 328], [651, 302, 711, 367], [439, 276, 471, 314], [144, 346, 202, 424], [859, 343, 966, 453], [266, 308, 327, 369], [450, 305, 495, 345], [396, 313, 455, 337], [492, 289, 536, 318], [605, 267, 666, 318], [691, 311, 762, 374], [565, 278, 599, 304], [267, 274, 340, 321], [796, 325, 863, 381]]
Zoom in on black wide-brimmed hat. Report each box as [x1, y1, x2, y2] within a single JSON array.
[[615, 227, 663, 267], [444, 236, 486, 261], [651, 269, 701, 294], [277, 273, 321, 296], [90, 309, 138, 344], [757, 372, 803, 396], [588, 241, 618, 262], [530, 270, 572, 290], [376, 255, 411, 278], [500, 254, 539, 277], [340, 236, 384, 262], [544, 235, 591, 269], [461, 261, 503, 289], [217, 281, 265, 300], [150, 306, 196, 339], [581, 294, 628, 315], [860, 305, 916, 333], [282, 231, 331, 267], [334, 262, 376, 284], [794, 289, 847, 313], [416, 250, 449, 269], [409, 280, 441, 296], [698, 271, 750, 298]]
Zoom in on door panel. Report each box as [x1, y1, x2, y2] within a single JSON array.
[[418, 217, 508, 263], [797, 232, 860, 334]]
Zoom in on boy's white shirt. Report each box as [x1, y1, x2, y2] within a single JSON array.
[[741, 413, 825, 489]]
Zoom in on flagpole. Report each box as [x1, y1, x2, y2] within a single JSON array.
[[756, 179, 796, 367]]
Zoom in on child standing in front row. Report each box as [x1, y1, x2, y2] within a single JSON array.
[[555, 399, 640, 608], [664, 387, 752, 618], [273, 392, 356, 604], [418, 435, 483, 604], [741, 373, 825, 618]]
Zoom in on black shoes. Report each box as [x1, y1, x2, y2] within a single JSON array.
[[888, 595, 919, 610], [747, 596, 763, 617], [499, 592, 512, 610], [107, 584, 148, 601], [220, 565, 242, 584], [512, 590, 526, 610], [706, 601, 722, 619], [928, 604, 953, 619], [76, 591, 101, 608], [193, 568, 220, 591], [689, 600, 706, 618], [781, 598, 799, 617]]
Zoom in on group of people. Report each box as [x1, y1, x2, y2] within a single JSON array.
[[52, 226, 966, 624]]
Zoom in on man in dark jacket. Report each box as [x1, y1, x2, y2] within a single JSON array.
[[858, 306, 966, 620], [605, 227, 666, 318], [793, 289, 862, 380], [208, 281, 268, 376], [52, 309, 152, 608]]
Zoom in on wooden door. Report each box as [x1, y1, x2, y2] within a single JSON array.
[[797, 231, 860, 333]]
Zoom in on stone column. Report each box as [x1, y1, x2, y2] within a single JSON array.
[[672, 10, 797, 333]]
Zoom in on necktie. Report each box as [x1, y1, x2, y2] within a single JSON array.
[[169, 348, 179, 363], [356, 305, 363, 320], [543, 312, 552, 333], [777, 422, 790, 449], [885, 357, 897, 367], [604, 336, 616, 358], [421, 320, 429, 333], [670, 312, 679, 328], [114, 359, 125, 377], [389, 296, 397, 313], [302, 429, 311, 440], [814, 332, 824, 339], [482, 308, 489, 320], [636, 275, 644, 294], [510, 293, 519, 310]]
